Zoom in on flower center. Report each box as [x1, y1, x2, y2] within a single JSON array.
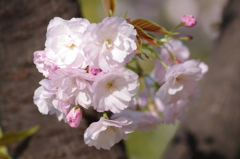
[[106, 81, 117, 93], [65, 43, 77, 50], [104, 38, 114, 49], [176, 76, 184, 82]]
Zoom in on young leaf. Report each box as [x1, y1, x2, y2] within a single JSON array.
[[135, 25, 162, 48], [0, 125, 40, 147], [131, 19, 177, 35], [101, 0, 116, 17]]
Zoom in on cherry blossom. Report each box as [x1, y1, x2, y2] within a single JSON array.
[[92, 68, 139, 113], [161, 39, 190, 66], [84, 117, 137, 150], [45, 17, 90, 69], [111, 109, 163, 132], [156, 60, 203, 104], [33, 50, 58, 78], [83, 17, 137, 72], [33, 82, 65, 121]]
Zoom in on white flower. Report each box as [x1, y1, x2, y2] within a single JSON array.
[[33, 84, 56, 115], [34, 68, 94, 122], [161, 39, 190, 66], [199, 62, 209, 74], [33, 82, 65, 121], [151, 60, 166, 85], [111, 109, 163, 132], [156, 60, 202, 104], [163, 100, 188, 124], [156, 99, 189, 124], [92, 68, 139, 113], [49, 68, 95, 110], [33, 50, 58, 78], [84, 117, 136, 150], [83, 17, 137, 72], [45, 17, 90, 68]]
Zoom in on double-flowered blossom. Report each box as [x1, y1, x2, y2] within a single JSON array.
[[84, 117, 137, 150], [151, 39, 190, 85], [92, 68, 139, 113], [161, 39, 190, 66], [33, 50, 59, 78], [34, 79, 65, 121], [156, 60, 203, 105], [45, 17, 90, 69], [83, 17, 137, 72], [34, 68, 95, 121], [33, 13, 208, 150]]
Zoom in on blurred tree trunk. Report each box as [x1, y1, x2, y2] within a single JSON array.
[[0, 0, 127, 159], [162, 0, 240, 159]]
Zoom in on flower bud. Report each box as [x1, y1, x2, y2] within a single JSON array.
[[89, 67, 101, 76], [66, 107, 82, 128], [181, 15, 197, 27]]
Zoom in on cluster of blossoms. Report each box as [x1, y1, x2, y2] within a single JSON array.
[[33, 15, 207, 150]]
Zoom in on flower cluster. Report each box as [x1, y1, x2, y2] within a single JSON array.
[[33, 14, 207, 150]]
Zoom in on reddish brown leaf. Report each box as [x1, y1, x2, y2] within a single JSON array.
[[131, 18, 176, 35], [135, 26, 161, 48]]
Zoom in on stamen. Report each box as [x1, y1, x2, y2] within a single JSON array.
[[106, 81, 117, 93]]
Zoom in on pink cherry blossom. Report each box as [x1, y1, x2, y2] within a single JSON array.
[[49, 68, 95, 111], [199, 62, 209, 74], [66, 107, 82, 128], [111, 109, 163, 132], [34, 68, 95, 121], [45, 17, 90, 69], [33, 83, 65, 121], [181, 15, 197, 27], [156, 60, 202, 104], [83, 17, 137, 72], [84, 117, 137, 150], [92, 68, 139, 113], [33, 50, 58, 78], [161, 99, 189, 124], [161, 39, 190, 66], [151, 60, 166, 85]]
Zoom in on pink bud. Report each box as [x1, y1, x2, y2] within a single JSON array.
[[181, 15, 197, 27], [66, 107, 82, 128], [89, 67, 101, 76], [126, 19, 131, 23]]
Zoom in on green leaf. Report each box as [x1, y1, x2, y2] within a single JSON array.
[[130, 19, 177, 35], [101, 0, 115, 17], [0, 125, 40, 147], [123, 10, 128, 19], [134, 25, 161, 48], [0, 152, 12, 159]]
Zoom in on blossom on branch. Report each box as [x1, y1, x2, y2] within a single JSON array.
[[92, 68, 139, 113], [156, 60, 203, 104], [45, 17, 90, 69], [83, 17, 137, 72], [84, 117, 137, 150]]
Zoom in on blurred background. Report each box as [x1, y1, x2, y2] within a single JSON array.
[[78, 0, 228, 158]]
